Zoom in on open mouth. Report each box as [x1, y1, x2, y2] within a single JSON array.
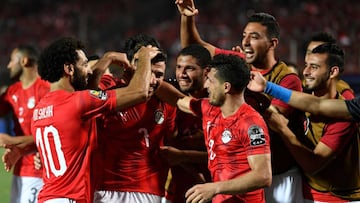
[[178, 79, 191, 86], [244, 49, 254, 59]]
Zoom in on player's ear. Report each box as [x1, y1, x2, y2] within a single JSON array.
[[64, 64, 74, 75], [21, 56, 36, 67], [204, 67, 210, 76], [269, 38, 278, 49], [20, 56, 29, 67], [329, 66, 339, 79], [224, 82, 231, 93]]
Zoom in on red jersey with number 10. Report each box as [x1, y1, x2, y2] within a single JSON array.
[[31, 89, 116, 203]]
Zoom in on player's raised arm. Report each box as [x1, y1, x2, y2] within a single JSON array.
[[248, 71, 354, 120], [176, 0, 217, 56]]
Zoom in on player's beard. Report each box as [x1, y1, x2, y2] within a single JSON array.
[[9, 63, 22, 81], [71, 65, 88, 91], [209, 91, 225, 107], [180, 79, 202, 95], [303, 71, 330, 93]]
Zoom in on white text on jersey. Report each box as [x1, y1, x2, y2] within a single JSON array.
[[33, 105, 53, 121]]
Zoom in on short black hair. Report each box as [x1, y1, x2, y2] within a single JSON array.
[[177, 44, 211, 68], [312, 43, 345, 74], [248, 12, 280, 40], [17, 44, 40, 66], [210, 54, 250, 92], [38, 37, 85, 82], [303, 32, 337, 54], [123, 33, 166, 63], [309, 32, 336, 44]]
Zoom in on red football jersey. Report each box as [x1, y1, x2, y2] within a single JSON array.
[[190, 99, 270, 203], [0, 77, 50, 177], [31, 89, 116, 203], [168, 110, 211, 203], [96, 75, 177, 196]]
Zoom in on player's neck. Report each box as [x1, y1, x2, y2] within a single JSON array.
[[251, 56, 277, 71], [20, 67, 39, 89], [312, 80, 338, 99], [189, 88, 208, 99], [50, 78, 75, 92], [221, 93, 245, 118]]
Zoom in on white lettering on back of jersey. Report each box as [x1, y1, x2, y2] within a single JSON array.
[[33, 105, 53, 121]]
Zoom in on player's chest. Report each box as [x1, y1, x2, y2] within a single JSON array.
[[107, 102, 167, 127], [9, 90, 38, 118]]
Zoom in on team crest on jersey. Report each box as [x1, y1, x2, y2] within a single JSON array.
[[89, 90, 108, 100], [27, 96, 35, 109], [154, 109, 164, 124], [248, 125, 266, 146], [222, 129, 232, 144], [12, 95, 18, 103]]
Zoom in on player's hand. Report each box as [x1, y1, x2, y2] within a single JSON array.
[[34, 152, 42, 170], [231, 45, 244, 54], [134, 45, 161, 65], [107, 52, 131, 69], [175, 0, 199, 17], [185, 182, 216, 203], [2, 145, 22, 172], [247, 71, 267, 92], [264, 109, 289, 133], [159, 146, 184, 165]]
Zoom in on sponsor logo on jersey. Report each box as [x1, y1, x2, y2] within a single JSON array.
[[221, 129, 232, 144], [248, 125, 266, 146], [27, 96, 35, 109], [154, 109, 164, 124], [89, 90, 108, 100]]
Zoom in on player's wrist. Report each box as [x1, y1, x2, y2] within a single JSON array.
[[264, 82, 292, 103]]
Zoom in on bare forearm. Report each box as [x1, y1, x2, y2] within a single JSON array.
[[89, 52, 129, 89], [181, 15, 199, 47], [265, 82, 352, 119], [18, 143, 38, 155], [88, 53, 113, 89], [290, 91, 351, 119], [277, 126, 330, 174], [114, 52, 151, 110], [6, 136, 37, 156], [156, 81, 186, 106], [216, 160, 271, 195], [0, 134, 34, 147], [13, 136, 35, 148], [180, 150, 208, 164], [180, 15, 215, 56]]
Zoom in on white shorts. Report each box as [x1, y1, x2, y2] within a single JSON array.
[[265, 167, 304, 203], [94, 190, 163, 203], [10, 175, 43, 203], [44, 198, 76, 203], [304, 199, 360, 203]]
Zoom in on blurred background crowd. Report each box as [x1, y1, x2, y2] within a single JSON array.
[[1, 0, 360, 93]]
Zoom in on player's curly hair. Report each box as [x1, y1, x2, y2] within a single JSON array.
[[209, 54, 250, 92], [38, 37, 85, 82]]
